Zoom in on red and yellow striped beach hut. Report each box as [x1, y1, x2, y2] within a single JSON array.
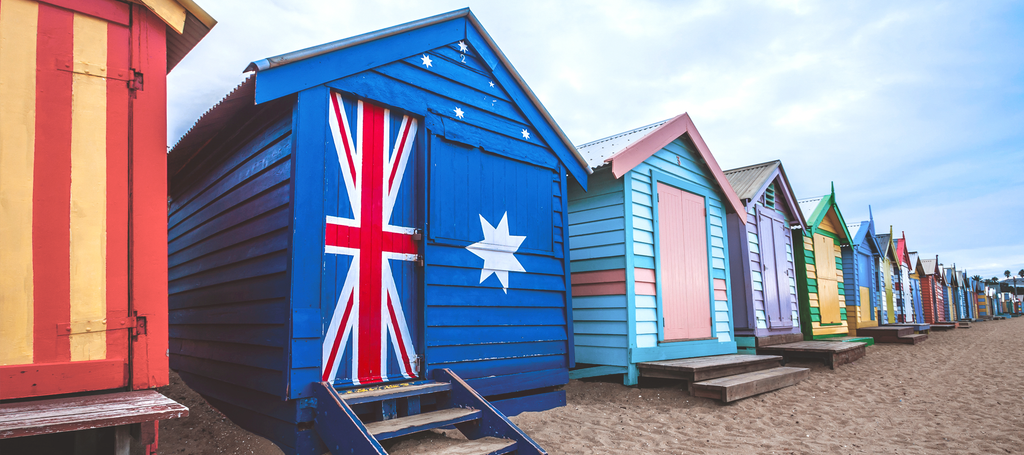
[[1, 0, 213, 449]]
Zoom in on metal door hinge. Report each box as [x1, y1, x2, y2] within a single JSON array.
[[128, 70, 144, 92], [58, 316, 137, 336]]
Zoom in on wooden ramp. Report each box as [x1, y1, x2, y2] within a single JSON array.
[[857, 326, 928, 344], [313, 369, 544, 455], [756, 341, 866, 369], [638, 355, 809, 402]]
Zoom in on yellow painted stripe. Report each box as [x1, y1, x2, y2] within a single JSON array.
[[137, 0, 187, 33], [69, 13, 107, 361], [0, 0, 38, 366]]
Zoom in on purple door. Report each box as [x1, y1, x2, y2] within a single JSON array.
[[758, 210, 792, 329], [772, 215, 794, 327]]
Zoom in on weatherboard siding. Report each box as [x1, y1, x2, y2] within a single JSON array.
[[842, 241, 878, 335], [627, 138, 733, 345], [168, 103, 297, 434], [796, 218, 849, 339], [729, 197, 801, 339], [569, 168, 629, 366]]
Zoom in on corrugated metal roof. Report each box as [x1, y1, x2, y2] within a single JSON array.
[[723, 160, 780, 201], [168, 76, 256, 178], [797, 196, 824, 222], [575, 119, 668, 170]]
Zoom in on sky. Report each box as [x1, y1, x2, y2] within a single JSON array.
[[166, 0, 1024, 280]]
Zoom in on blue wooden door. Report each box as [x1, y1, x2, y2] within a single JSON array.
[[320, 92, 423, 388]]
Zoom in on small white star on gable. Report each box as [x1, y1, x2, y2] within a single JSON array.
[[454, 107, 465, 119], [465, 212, 526, 294], [521, 129, 530, 140], [488, 81, 495, 88], [458, 41, 469, 53], [420, 54, 432, 68]]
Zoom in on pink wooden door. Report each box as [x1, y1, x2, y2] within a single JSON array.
[[657, 183, 711, 341]]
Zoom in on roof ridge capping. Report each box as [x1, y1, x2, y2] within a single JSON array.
[[241, 8, 591, 177]]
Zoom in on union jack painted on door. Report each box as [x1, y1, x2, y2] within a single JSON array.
[[321, 92, 422, 387]]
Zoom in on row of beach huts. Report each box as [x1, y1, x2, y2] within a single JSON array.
[[0, 4, 1017, 455]]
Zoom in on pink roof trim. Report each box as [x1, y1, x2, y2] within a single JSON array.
[[605, 113, 746, 219]]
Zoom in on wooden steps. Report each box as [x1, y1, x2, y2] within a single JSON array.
[[857, 326, 928, 344], [312, 369, 545, 454], [639, 354, 809, 402], [366, 408, 481, 440], [930, 322, 958, 330], [691, 367, 810, 403], [434, 438, 518, 455], [639, 354, 784, 381], [756, 341, 867, 369]]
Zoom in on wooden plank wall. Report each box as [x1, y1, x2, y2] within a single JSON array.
[[731, 198, 799, 336], [795, 208, 848, 339], [568, 169, 629, 367], [167, 103, 302, 449], [628, 138, 732, 346], [841, 241, 878, 334]]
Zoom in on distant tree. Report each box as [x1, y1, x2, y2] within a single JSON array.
[[1006, 270, 1012, 279], [972, 275, 982, 282], [993, 277, 1001, 283]]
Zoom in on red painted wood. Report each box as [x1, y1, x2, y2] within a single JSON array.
[[1, 359, 126, 400], [128, 6, 168, 390], [657, 183, 711, 340], [571, 282, 627, 297], [360, 103, 385, 384], [0, 390, 185, 438], [105, 19, 132, 366], [37, 0, 130, 26], [32, 3, 74, 365], [570, 269, 625, 284]]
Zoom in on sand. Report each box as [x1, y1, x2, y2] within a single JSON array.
[[159, 317, 1024, 454]]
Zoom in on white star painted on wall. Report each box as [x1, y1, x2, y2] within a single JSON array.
[[488, 81, 495, 88], [458, 41, 469, 53], [421, 54, 432, 68], [465, 212, 526, 294], [454, 107, 464, 119], [521, 129, 530, 140]]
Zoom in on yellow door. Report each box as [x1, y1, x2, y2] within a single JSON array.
[[813, 233, 841, 324]]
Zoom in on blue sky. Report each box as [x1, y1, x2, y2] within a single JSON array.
[[167, 0, 1024, 279]]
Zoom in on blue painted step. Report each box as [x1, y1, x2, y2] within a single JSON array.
[[311, 369, 547, 454]]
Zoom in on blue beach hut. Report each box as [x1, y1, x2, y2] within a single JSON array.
[[166, 9, 589, 454], [841, 210, 882, 336], [565, 114, 747, 386]]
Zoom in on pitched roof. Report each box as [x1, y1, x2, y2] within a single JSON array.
[[138, 0, 217, 72], [723, 160, 807, 229], [576, 119, 668, 170], [723, 160, 779, 201], [578, 113, 745, 217], [798, 190, 853, 242], [168, 76, 256, 177], [242, 8, 590, 184], [921, 258, 938, 275]]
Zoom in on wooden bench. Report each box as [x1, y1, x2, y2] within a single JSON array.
[[0, 390, 187, 439]]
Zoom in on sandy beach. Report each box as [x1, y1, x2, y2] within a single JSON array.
[[159, 317, 1024, 454]]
